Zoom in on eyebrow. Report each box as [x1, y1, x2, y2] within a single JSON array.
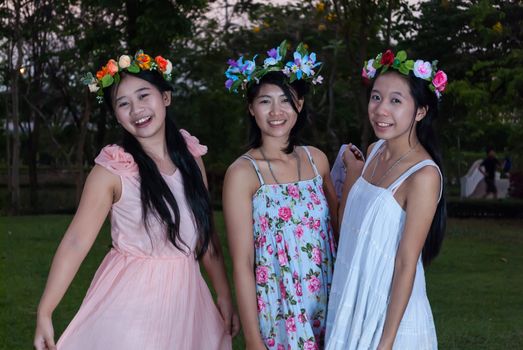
[[371, 89, 404, 96], [255, 93, 287, 100], [115, 87, 151, 102]]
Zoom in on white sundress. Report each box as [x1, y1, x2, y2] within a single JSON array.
[[325, 139, 441, 350]]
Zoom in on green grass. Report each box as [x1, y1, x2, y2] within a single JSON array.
[[1, 216, 522, 349]]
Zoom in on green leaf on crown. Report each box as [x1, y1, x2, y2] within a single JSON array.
[[279, 40, 287, 60], [399, 64, 410, 75], [404, 60, 414, 70], [101, 74, 114, 88], [127, 63, 140, 73], [396, 50, 407, 62]]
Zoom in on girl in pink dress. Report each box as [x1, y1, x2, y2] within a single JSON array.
[[34, 51, 239, 350]]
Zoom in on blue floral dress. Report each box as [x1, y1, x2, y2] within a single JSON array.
[[242, 146, 336, 350]]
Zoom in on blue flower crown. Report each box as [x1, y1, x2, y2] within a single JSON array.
[[224, 41, 324, 93]]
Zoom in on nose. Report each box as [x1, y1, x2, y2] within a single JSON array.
[[129, 100, 144, 117], [372, 99, 389, 116], [269, 101, 283, 116]]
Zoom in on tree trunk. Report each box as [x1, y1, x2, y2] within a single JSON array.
[[9, 0, 23, 215], [27, 109, 40, 213], [358, 0, 371, 151], [75, 90, 92, 203]]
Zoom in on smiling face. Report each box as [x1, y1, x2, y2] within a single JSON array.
[[112, 74, 171, 141], [368, 72, 426, 142], [248, 83, 303, 141]]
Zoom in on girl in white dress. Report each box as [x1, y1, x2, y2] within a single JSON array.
[[325, 50, 448, 350]]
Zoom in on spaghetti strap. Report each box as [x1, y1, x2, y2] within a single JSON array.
[[387, 159, 443, 202], [241, 154, 265, 185], [302, 146, 319, 177], [362, 139, 386, 173]]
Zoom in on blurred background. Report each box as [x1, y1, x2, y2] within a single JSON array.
[[1, 0, 522, 214]]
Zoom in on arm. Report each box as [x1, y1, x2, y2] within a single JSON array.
[[337, 143, 368, 228], [223, 160, 266, 350], [377, 166, 441, 350], [34, 165, 117, 350], [194, 157, 240, 337]]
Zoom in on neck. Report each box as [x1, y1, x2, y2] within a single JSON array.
[[139, 136, 169, 161], [258, 136, 293, 160], [383, 133, 419, 160]]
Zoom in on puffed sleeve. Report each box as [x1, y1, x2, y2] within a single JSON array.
[[179, 129, 208, 157], [94, 145, 139, 177]]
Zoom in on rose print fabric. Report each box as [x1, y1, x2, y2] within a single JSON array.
[[243, 146, 335, 350]]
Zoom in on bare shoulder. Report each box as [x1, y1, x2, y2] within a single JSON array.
[[303, 145, 330, 176], [408, 164, 441, 198], [88, 164, 120, 189], [304, 145, 328, 162], [224, 156, 260, 194]]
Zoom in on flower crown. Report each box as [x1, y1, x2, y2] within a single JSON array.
[[82, 50, 173, 103], [362, 49, 448, 98], [224, 41, 323, 93]]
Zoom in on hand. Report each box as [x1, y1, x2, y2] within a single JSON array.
[[342, 143, 365, 174], [34, 315, 56, 350], [216, 295, 241, 337]]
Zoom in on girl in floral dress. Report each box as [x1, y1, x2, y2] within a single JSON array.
[[222, 42, 337, 350], [34, 51, 239, 350]]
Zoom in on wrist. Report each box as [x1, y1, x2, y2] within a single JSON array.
[[37, 308, 53, 319]]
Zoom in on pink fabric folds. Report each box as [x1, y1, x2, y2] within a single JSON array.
[[180, 128, 208, 157]]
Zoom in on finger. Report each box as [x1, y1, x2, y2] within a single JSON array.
[[232, 315, 241, 337], [224, 316, 232, 335], [46, 336, 57, 350]]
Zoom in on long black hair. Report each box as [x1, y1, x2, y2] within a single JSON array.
[[371, 70, 447, 266], [103, 70, 216, 259], [246, 71, 309, 154]]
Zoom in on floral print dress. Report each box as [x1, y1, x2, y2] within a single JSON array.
[[243, 146, 336, 350]]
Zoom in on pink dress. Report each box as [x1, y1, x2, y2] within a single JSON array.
[[57, 130, 231, 350]]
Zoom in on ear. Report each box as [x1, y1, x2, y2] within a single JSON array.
[[296, 98, 304, 113], [248, 104, 255, 117], [415, 105, 428, 121], [162, 91, 172, 107]]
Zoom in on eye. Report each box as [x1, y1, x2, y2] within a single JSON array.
[[370, 94, 381, 101], [117, 101, 129, 108], [391, 97, 401, 104], [281, 97, 290, 103], [139, 93, 149, 100], [259, 99, 270, 104]]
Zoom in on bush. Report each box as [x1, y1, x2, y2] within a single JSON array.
[[447, 198, 523, 218], [509, 171, 523, 198]]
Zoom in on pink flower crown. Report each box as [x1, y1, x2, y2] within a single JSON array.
[[82, 50, 173, 103], [362, 49, 448, 98]]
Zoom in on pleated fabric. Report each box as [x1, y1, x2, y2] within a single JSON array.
[[325, 139, 438, 350], [57, 140, 230, 350]]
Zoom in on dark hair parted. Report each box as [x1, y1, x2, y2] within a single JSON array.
[[371, 71, 447, 266], [103, 70, 216, 260], [246, 71, 309, 154]]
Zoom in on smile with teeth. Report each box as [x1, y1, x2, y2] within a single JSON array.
[[134, 116, 152, 125], [376, 121, 393, 127], [268, 119, 286, 126]]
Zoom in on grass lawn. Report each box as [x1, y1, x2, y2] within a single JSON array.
[[1, 215, 522, 349]]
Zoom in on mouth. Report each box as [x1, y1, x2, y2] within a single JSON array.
[[268, 119, 286, 126], [375, 121, 393, 128], [134, 116, 152, 127]]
